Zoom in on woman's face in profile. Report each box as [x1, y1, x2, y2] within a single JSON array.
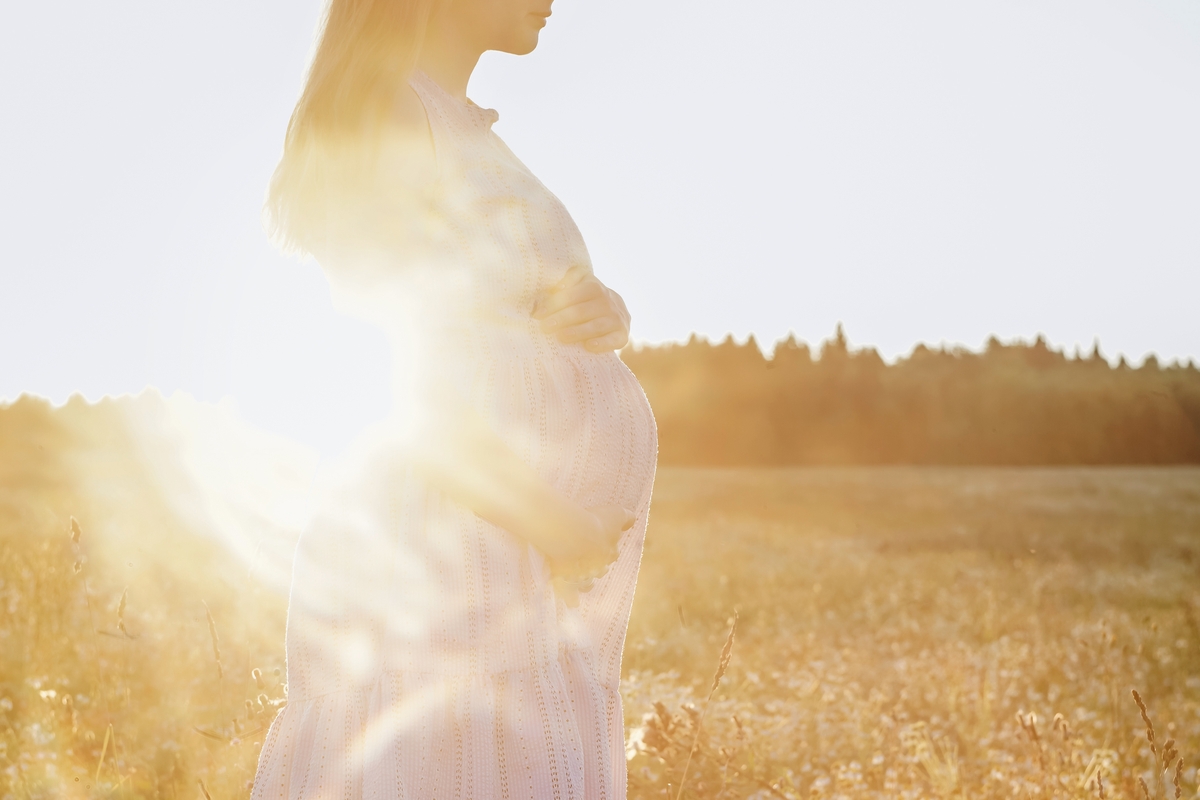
[[446, 0, 554, 56]]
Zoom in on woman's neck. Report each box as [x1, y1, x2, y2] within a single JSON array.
[[417, 14, 483, 101]]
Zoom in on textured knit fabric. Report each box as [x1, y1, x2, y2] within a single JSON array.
[[250, 71, 658, 799]]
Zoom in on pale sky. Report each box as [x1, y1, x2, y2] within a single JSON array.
[[2, 0, 1198, 456]]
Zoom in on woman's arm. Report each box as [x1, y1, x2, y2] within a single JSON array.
[[405, 381, 633, 572]]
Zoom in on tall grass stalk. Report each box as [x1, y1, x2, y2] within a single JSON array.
[[673, 612, 737, 800]]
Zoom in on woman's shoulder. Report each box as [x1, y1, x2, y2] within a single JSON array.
[[391, 81, 431, 134], [381, 81, 435, 166], [312, 82, 440, 284]]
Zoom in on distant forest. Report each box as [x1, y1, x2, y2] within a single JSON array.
[[622, 327, 1200, 465]]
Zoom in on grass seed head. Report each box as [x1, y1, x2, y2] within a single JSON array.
[[709, 612, 739, 697], [1133, 689, 1157, 750], [1052, 712, 1070, 742], [1163, 738, 1177, 770], [1016, 711, 1041, 743]]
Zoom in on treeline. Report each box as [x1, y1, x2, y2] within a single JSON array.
[[622, 327, 1200, 465]]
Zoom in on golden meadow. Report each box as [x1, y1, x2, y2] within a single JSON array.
[[3, 367, 1199, 798]]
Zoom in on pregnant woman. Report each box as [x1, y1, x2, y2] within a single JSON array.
[[251, 0, 657, 798]]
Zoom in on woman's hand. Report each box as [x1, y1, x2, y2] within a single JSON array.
[[548, 504, 635, 607], [409, 384, 636, 603], [532, 265, 631, 353]]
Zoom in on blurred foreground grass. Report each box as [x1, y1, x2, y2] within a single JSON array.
[[2, 397, 1199, 798]]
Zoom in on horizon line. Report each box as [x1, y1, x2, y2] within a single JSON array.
[[627, 327, 1198, 370]]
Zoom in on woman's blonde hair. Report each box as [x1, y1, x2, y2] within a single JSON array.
[[267, 0, 437, 257]]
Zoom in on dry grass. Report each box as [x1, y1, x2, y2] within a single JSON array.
[[2, 442, 1199, 797], [622, 467, 1200, 799]]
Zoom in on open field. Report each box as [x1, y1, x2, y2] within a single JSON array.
[[2, 433, 1199, 798], [624, 467, 1200, 798]]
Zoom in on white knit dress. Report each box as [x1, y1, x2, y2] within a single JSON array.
[[250, 72, 658, 799]]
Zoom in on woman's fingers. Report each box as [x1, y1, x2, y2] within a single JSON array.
[[558, 317, 622, 345], [553, 264, 591, 292], [532, 266, 596, 317], [531, 268, 632, 352], [545, 504, 633, 578], [592, 505, 635, 543], [556, 267, 590, 292], [582, 331, 629, 354], [554, 316, 622, 345], [533, 276, 604, 321], [550, 557, 608, 585], [538, 296, 609, 333]]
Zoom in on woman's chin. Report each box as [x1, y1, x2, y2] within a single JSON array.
[[498, 29, 541, 56]]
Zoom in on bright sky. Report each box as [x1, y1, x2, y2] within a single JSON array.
[[2, 0, 1198, 456]]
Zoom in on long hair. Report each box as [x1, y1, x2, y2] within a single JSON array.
[[267, 0, 437, 257]]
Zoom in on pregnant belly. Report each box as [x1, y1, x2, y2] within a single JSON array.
[[473, 348, 658, 511]]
